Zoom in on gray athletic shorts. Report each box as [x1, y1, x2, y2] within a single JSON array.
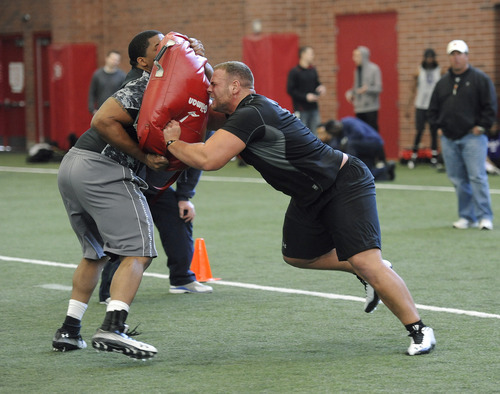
[[57, 147, 157, 260]]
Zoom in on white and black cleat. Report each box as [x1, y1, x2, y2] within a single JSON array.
[[91, 328, 157, 360], [407, 326, 436, 356]]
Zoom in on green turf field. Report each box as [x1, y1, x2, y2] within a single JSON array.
[[1, 153, 499, 393]]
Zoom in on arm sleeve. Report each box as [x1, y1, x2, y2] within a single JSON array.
[[427, 83, 440, 128], [175, 166, 202, 201], [366, 65, 382, 94], [287, 68, 306, 102], [478, 74, 497, 129], [314, 69, 322, 89]]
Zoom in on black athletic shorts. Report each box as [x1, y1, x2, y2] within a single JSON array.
[[282, 155, 381, 261]]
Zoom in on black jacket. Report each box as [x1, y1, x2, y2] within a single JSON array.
[[428, 66, 496, 140]]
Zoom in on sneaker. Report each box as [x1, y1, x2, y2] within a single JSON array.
[[436, 163, 445, 172], [485, 161, 500, 175], [479, 218, 493, 230], [407, 159, 415, 170], [407, 326, 436, 356], [91, 328, 157, 360], [358, 259, 393, 313], [169, 280, 213, 294], [453, 218, 478, 229], [52, 328, 87, 352]]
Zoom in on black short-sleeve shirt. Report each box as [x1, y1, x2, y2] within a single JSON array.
[[222, 94, 344, 205]]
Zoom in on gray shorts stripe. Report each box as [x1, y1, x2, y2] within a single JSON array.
[[121, 166, 155, 256], [58, 147, 157, 260]]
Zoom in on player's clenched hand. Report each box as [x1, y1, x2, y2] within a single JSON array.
[[163, 120, 182, 142], [188, 37, 205, 57], [145, 153, 169, 171]]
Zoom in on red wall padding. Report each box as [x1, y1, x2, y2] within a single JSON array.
[[48, 43, 96, 150], [335, 13, 400, 158], [242, 33, 298, 113]]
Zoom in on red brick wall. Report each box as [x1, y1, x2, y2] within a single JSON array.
[[1, 0, 498, 152]]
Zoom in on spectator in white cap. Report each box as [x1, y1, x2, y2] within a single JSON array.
[[428, 40, 497, 230], [446, 39, 469, 55]]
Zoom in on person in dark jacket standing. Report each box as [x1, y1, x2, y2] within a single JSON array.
[[428, 40, 497, 230], [88, 50, 126, 114], [287, 46, 326, 134]]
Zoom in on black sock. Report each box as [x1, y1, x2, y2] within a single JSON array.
[[405, 320, 425, 335], [62, 316, 81, 336], [110, 310, 128, 332], [100, 311, 113, 331], [100, 310, 128, 332]]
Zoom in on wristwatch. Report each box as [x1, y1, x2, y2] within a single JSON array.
[[166, 140, 177, 147]]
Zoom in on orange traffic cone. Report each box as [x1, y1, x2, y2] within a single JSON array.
[[190, 238, 220, 282]]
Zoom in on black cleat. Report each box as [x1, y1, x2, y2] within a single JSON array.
[[52, 328, 87, 352]]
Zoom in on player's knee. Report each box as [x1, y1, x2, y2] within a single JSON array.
[[283, 255, 314, 268], [141, 257, 153, 270], [121, 256, 153, 271]]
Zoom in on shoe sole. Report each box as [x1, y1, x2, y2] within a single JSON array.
[[92, 339, 157, 360], [52, 332, 87, 352], [91, 331, 157, 360], [169, 288, 213, 294], [52, 343, 85, 352], [407, 342, 436, 356]]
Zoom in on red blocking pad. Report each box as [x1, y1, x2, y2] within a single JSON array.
[[137, 32, 210, 171]]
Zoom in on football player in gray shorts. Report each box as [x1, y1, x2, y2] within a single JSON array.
[[52, 30, 210, 360]]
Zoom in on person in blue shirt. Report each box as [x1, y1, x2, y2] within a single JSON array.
[[322, 117, 395, 181]]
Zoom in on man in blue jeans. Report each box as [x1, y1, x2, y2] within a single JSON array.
[[428, 40, 497, 230]]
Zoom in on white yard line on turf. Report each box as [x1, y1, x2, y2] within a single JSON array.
[[0, 166, 59, 174], [1, 255, 499, 320], [2, 166, 500, 194]]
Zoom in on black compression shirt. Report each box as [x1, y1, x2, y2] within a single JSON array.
[[222, 94, 344, 205]]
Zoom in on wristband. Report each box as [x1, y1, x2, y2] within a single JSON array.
[[166, 140, 177, 147]]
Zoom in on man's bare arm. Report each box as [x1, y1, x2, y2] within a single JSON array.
[[164, 120, 245, 171], [91, 97, 169, 170]]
